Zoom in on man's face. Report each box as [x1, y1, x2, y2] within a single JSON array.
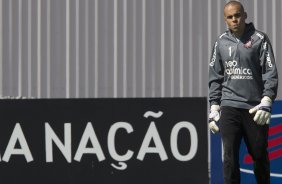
[[224, 4, 246, 35]]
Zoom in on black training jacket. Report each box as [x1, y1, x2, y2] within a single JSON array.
[[209, 23, 278, 109]]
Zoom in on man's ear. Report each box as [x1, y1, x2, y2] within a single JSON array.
[[223, 16, 227, 23], [244, 12, 247, 20]]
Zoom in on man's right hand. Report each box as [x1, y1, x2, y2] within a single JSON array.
[[209, 105, 220, 133]]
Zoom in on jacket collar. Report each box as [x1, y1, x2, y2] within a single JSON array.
[[227, 23, 255, 43]]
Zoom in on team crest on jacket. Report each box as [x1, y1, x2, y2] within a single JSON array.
[[244, 37, 253, 48]]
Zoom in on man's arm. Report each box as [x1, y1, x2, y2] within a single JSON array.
[[249, 34, 279, 125], [260, 35, 278, 100], [208, 40, 224, 133], [208, 41, 224, 105]]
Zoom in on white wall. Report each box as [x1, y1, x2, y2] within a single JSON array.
[[0, 0, 281, 99]]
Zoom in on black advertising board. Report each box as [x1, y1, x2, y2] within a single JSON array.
[[0, 98, 208, 184]]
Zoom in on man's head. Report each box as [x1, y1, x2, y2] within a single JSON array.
[[224, 1, 247, 38]]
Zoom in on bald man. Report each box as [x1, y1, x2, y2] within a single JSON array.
[[208, 1, 278, 184]]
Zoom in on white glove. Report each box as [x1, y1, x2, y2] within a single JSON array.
[[209, 105, 220, 133], [249, 96, 272, 125]]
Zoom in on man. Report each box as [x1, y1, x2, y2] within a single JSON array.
[[208, 1, 278, 184]]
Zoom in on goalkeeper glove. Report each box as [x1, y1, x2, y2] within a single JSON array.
[[249, 96, 272, 125], [209, 105, 220, 133]]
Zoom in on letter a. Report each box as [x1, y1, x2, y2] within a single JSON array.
[[2, 123, 33, 162], [74, 122, 105, 162], [137, 122, 168, 161]]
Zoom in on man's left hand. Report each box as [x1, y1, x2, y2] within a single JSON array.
[[249, 96, 272, 125]]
